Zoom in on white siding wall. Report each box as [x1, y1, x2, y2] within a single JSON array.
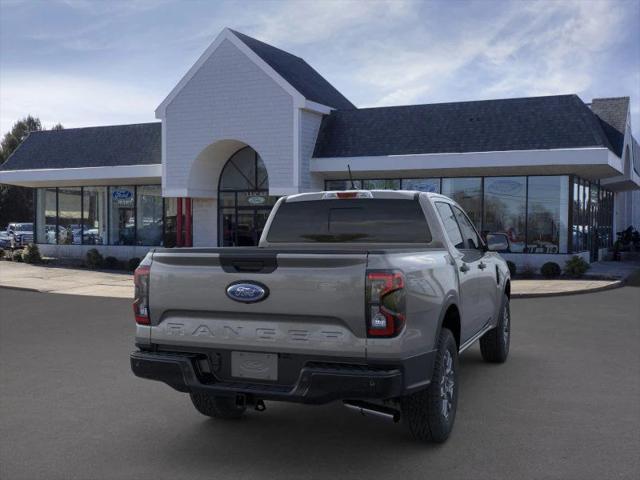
[[299, 110, 324, 191], [616, 189, 640, 231], [632, 190, 640, 229], [163, 39, 294, 196], [192, 198, 217, 247]]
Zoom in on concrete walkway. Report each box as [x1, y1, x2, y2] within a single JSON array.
[[1, 260, 635, 299], [0, 262, 133, 298], [511, 279, 621, 298], [583, 260, 640, 279]]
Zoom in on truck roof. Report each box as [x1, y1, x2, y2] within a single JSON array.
[[284, 190, 444, 202]]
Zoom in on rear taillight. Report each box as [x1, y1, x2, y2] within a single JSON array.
[[133, 265, 150, 325], [366, 270, 406, 337]]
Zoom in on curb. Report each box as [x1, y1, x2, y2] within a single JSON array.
[[0, 284, 133, 299], [1, 278, 626, 300], [511, 280, 624, 299], [0, 285, 41, 293]]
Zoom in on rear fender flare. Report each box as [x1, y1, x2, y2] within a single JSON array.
[[435, 291, 460, 348]]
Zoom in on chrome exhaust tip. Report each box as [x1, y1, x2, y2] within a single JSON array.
[[343, 400, 400, 423]]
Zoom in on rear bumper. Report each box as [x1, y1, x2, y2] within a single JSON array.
[[130, 350, 408, 404]]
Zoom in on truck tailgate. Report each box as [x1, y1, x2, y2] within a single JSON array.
[[148, 250, 368, 358]]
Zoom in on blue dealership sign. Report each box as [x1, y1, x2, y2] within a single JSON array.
[[112, 189, 133, 200], [112, 188, 134, 207]]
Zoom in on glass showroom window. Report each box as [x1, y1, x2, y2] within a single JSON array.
[[578, 178, 588, 252], [57, 188, 82, 245], [109, 186, 136, 245], [598, 190, 614, 248], [82, 187, 107, 245], [572, 177, 581, 252], [325, 178, 440, 192], [441, 178, 482, 230], [362, 179, 401, 190], [586, 181, 592, 252], [402, 178, 441, 193], [590, 183, 600, 253], [325, 180, 362, 190], [136, 185, 163, 246], [526, 176, 569, 254], [35, 188, 57, 244], [483, 177, 526, 252], [163, 198, 177, 248]]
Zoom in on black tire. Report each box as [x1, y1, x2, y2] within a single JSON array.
[[480, 294, 511, 363], [401, 328, 459, 443], [190, 393, 246, 419]]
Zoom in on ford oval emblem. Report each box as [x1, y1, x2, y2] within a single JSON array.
[[111, 189, 133, 200], [226, 281, 269, 303]]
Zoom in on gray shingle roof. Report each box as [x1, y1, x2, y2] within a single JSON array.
[[313, 95, 616, 158], [0, 122, 161, 171], [230, 29, 355, 110], [590, 97, 629, 157], [1, 95, 625, 173]]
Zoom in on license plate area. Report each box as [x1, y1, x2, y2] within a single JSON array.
[[231, 351, 278, 381]]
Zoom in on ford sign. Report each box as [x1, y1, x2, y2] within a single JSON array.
[[112, 189, 133, 200], [226, 281, 269, 303], [488, 180, 523, 195], [247, 195, 266, 205]]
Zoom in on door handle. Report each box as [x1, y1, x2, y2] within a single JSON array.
[[478, 262, 487, 270], [460, 263, 470, 273]]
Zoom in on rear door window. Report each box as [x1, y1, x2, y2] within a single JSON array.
[[435, 202, 464, 248], [451, 205, 482, 250]]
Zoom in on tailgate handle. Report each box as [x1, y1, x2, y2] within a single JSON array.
[[220, 254, 278, 274], [232, 261, 267, 272]]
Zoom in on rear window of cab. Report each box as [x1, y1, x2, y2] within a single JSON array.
[[266, 198, 432, 243]]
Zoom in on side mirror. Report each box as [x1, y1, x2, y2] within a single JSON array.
[[486, 233, 509, 252]]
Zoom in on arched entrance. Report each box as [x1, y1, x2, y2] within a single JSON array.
[[218, 146, 277, 246]]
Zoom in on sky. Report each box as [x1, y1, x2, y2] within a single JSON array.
[[1, 0, 639, 138]]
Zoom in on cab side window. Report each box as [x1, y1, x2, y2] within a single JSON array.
[[435, 202, 464, 249], [452, 206, 481, 250]]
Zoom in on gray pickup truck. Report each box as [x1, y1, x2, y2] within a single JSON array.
[[131, 190, 511, 442]]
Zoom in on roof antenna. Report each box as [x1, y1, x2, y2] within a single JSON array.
[[347, 164, 356, 189]]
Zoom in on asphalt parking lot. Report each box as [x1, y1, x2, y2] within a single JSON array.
[[1, 286, 639, 480]]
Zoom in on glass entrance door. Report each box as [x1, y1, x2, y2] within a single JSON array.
[[217, 147, 276, 247], [236, 211, 258, 246]]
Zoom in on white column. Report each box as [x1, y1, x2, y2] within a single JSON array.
[[192, 198, 218, 247]]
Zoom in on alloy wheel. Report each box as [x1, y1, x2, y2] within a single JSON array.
[[440, 350, 455, 419]]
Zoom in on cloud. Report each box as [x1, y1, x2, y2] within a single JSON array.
[[58, 0, 171, 16], [475, 0, 625, 97], [347, 0, 629, 107], [248, 0, 412, 46], [19, 0, 175, 52], [0, 72, 158, 133], [0, 0, 637, 137]]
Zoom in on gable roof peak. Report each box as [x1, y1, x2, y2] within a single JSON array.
[[589, 97, 630, 156], [156, 28, 355, 117], [227, 29, 355, 110], [227, 29, 303, 61]]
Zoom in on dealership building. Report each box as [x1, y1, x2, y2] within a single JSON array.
[[1, 28, 638, 266]]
